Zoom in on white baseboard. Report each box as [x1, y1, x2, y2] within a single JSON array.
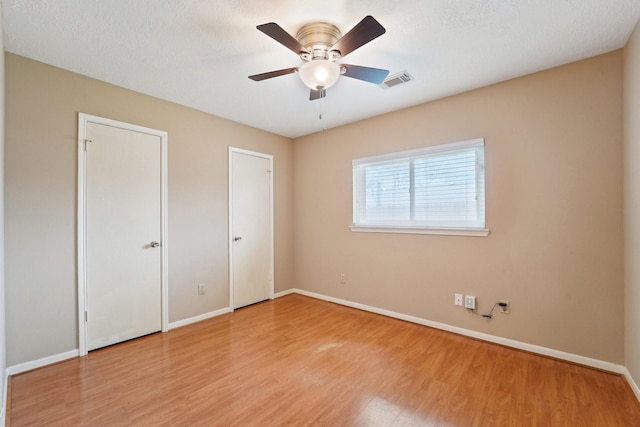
[[6, 291, 634, 405], [274, 289, 295, 299], [5, 308, 233, 378], [623, 367, 640, 402], [168, 307, 232, 330], [282, 288, 626, 375], [6, 349, 79, 376], [5, 308, 234, 377]]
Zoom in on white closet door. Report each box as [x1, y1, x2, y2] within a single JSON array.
[[86, 122, 162, 351], [230, 149, 273, 309]]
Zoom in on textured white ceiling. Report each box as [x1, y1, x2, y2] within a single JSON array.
[[3, 0, 640, 138]]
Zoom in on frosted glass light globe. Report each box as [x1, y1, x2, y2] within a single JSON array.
[[299, 60, 340, 90]]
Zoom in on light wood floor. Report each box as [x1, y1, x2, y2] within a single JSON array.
[[8, 294, 640, 426]]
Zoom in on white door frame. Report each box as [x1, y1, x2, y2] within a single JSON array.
[[77, 113, 168, 356], [228, 147, 274, 310]]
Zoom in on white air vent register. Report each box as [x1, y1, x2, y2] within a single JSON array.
[[381, 71, 414, 89]]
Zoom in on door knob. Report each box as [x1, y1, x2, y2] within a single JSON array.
[[150, 241, 160, 248], [233, 236, 242, 242]]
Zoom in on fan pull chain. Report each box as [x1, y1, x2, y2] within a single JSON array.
[[319, 96, 326, 132]]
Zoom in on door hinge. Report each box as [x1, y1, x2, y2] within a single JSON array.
[[83, 139, 92, 151], [85, 311, 88, 322]]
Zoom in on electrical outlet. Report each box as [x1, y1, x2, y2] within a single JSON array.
[[454, 293, 463, 306], [198, 283, 205, 295], [340, 274, 346, 284], [500, 299, 510, 314], [465, 295, 476, 310]]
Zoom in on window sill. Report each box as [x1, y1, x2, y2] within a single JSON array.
[[349, 225, 490, 237]]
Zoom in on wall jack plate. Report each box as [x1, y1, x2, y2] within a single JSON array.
[[454, 293, 463, 306]]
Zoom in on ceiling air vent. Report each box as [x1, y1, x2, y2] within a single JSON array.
[[381, 71, 414, 89]]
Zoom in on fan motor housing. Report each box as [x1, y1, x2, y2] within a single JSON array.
[[296, 22, 342, 61]]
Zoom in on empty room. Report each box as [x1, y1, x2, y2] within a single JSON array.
[[1, 0, 640, 425]]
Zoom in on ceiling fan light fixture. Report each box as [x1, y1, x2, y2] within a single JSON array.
[[251, 16, 387, 100], [298, 60, 340, 90]]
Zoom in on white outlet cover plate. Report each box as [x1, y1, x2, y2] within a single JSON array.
[[465, 295, 476, 309]]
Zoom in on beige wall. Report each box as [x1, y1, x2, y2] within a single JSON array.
[[624, 19, 640, 387], [4, 47, 630, 369], [4, 53, 293, 366], [293, 52, 624, 363]]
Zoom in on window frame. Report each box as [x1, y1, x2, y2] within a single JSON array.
[[351, 138, 489, 237]]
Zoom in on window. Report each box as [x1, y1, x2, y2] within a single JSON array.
[[352, 138, 488, 236]]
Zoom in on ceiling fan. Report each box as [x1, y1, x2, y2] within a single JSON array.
[[249, 16, 389, 101]]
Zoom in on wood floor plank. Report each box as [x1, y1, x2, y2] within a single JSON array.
[[8, 294, 640, 426]]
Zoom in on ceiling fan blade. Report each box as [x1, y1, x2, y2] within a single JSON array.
[[310, 89, 326, 101], [249, 67, 298, 81], [340, 64, 389, 84], [257, 23, 310, 55], [330, 16, 386, 58]]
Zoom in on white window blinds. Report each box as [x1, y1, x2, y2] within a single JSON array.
[[352, 138, 486, 234]]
